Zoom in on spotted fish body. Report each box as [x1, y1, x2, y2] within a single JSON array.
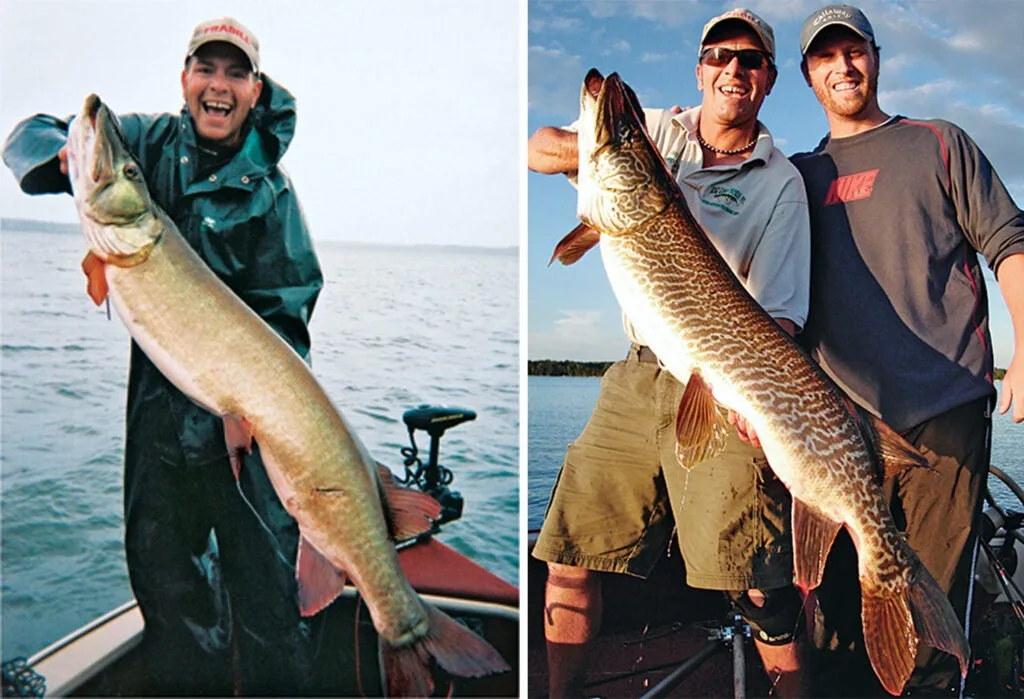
[[562, 70, 968, 696], [64, 94, 509, 697]]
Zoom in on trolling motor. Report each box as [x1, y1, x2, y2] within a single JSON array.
[[398, 405, 476, 526]]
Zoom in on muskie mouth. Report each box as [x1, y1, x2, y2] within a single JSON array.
[[77, 93, 116, 188], [72, 94, 159, 267], [581, 69, 647, 153]]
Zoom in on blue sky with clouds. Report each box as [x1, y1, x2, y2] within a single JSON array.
[[527, 0, 1023, 368]]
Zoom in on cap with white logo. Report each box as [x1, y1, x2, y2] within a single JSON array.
[[800, 5, 875, 55]]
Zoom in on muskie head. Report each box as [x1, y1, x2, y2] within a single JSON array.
[[576, 69, 676, 236], [67, 94, 161, 268]]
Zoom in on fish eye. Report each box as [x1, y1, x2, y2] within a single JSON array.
[[124, 163, 140, 180]]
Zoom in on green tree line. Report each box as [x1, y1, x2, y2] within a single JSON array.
[[528, 360, 612, 377], [529, 361, 1008, 381]]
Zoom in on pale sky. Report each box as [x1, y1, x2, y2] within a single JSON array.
[[0, 0, 519, 247], [527, 0, 1023, 367]]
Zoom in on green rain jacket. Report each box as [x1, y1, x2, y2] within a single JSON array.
[[3, 75, 324, 469]]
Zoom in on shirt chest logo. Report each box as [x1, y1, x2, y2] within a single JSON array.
[[701, 185, 746, 216], [824, 169, 879, 206]]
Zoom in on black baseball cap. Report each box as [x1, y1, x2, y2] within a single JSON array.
[[800, 4, 875, 55]]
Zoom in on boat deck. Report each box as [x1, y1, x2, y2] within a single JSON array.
[[526, 543, 773, 697]]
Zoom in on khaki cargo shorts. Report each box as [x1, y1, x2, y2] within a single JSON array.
[[532, 345, 794, 591]]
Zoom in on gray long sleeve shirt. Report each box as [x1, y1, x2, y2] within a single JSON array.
[[792, 116, 1024, 431]]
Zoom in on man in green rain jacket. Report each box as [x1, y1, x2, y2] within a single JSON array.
[[3, 17, 324, 695]]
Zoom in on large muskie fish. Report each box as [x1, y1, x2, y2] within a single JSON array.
[[552, 69, 969, 695], [65, 94, 509, 696]]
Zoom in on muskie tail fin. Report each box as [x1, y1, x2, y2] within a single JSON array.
[[379, 604, 511, 697], [862, 567, 970, 696]]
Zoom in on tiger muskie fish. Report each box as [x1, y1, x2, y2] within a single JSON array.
[[65, 94, 509, 696], [553, 69, 969, 696]]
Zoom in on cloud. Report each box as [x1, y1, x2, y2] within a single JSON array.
[[879, 81, 1024, 185], [640, 51, 670, 63], [607, 39, 631, 55], [530, 15, 584, 33], [528, 44, 586, 118], [530, 309, 625, 361]]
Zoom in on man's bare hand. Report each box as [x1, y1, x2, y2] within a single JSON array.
[[728, 409, 761, 449], [998, 353, 1024, 423], [58, 145, 68, 175]]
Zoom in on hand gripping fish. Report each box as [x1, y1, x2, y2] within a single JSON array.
[[65, 94, 509, 696], [551, 69, 969, 696]]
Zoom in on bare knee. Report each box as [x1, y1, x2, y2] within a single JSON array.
[[547, 563, 597, 589]]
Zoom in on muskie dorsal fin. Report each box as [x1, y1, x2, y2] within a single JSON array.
[[81, 251, 109, 306], [791, 498, 843, 592], [843, 398, 931, 481], [376, 464, 442, 540], [674, 371, 730, 468], [549, 223, 601, 266], [866, 413, 932, 480]]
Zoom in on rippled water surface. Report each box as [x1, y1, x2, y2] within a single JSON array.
[[1, 227, 519, 659]]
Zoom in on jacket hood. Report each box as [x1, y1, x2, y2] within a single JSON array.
[[248, 72, 296, 164]]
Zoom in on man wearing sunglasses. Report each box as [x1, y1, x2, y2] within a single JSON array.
[[528, 8, 811, 697], [791, 4, 1024, 696]]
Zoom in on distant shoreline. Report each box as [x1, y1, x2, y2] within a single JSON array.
[[0, 218, 517, 254], [529, 360, 1008, 382]]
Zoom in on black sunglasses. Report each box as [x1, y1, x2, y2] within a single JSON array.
[[700, 47, 772, 70]]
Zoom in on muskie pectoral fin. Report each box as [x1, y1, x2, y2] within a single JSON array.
[[791, 499, 843, 591], [223, 416, 254, 481], [380, 603, 511, 697], [674, 371, 729, 468], [549, 223, 601, 266], [295, 534, 347, 617], [376, 464, 442, 540], [81, 252, 109, 306]]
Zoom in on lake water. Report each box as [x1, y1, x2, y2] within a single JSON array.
[[528, 375, 1024, 529], [0, 226, 519, 660]]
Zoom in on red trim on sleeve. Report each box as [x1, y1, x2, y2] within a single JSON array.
[[901, 119, 950, 191], [960, 248, 992, 384]]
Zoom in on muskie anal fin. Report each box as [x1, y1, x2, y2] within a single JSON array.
[[791, 499, 843, 591], [296, 534, 347, 617], [81, 252, 109, 306], [376, 464, 442, 540], [674, 371, 729, 468], [549, 223, 601, 266], [223, 416, 254, 481]]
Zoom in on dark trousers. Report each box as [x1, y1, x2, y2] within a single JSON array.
[[123, 437, 322, 696], [810, 396, 992, 696]]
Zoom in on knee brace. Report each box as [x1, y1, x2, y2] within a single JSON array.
[[727, 586, 804, 646]]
